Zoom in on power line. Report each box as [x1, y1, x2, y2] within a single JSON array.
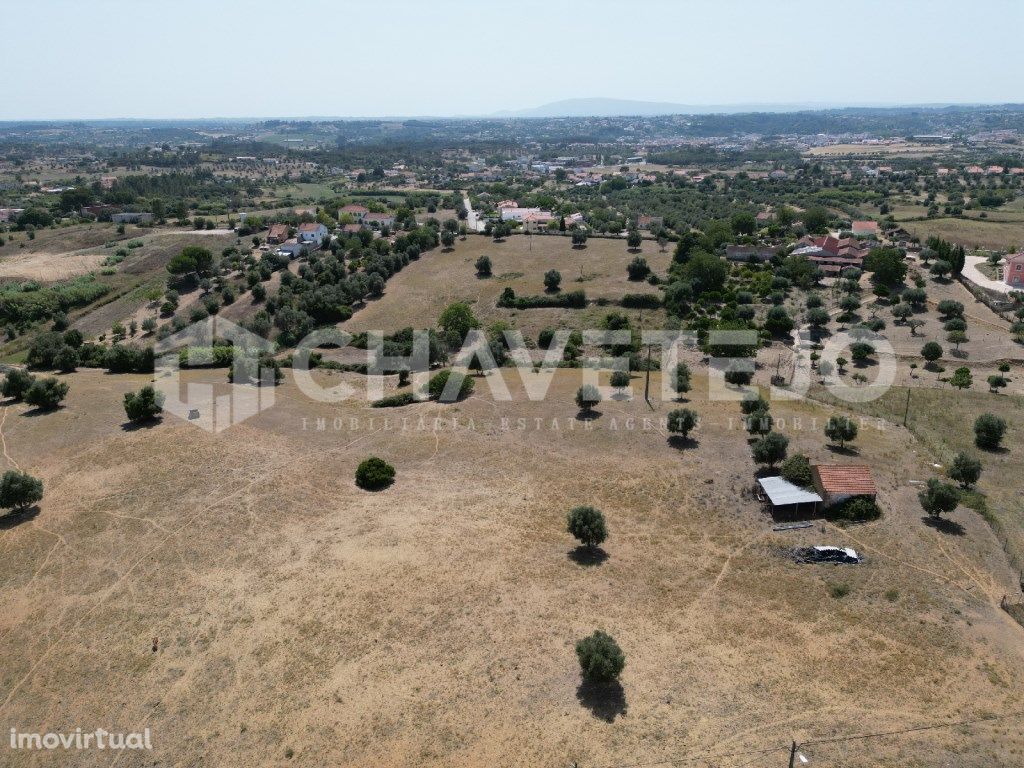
[[801, 709, 1024, 748]]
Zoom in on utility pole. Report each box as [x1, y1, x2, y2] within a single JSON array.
[[788, 740, 798, 768], [903, 386, 911, 427], [644, 342, 653, 408]]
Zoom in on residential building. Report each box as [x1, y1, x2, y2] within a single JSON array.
[[850, 220, 880, 237], [636, 215, 663, 231], [0, 207, 23, 222], [110, 212, 154, 225], [362, 212, 395, 230], [726, 245, 778, 263], [792, 235, 870, 275], [811, 465, 877, 508], [1005, 252, 1024, 288], [522, 211, 555, 233], [275, 239, 307, 259], [339, 204, 369, 222], [296, 222, 329, 247], [267, 223, 290, 244]]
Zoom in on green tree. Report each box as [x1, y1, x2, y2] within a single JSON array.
[[974, 413, 1007, 450], [1, 369, 35, 401], [671, 362, 691, 399], [921, 342, 943, 366], [610, 370, 631, 392], [626, 230, 642, 250], [752, 432, 789, 468], [667, 408, 698, 439], [780, 454, 813, 487], [949, 366, 972, 390], [438, 302, 479, 349], [544, 269, 562, 292], [763, 306, 794, 337], [0, 470, 43, 513], [123, 385, 165, 423], [24, 377, 69, 410], [355, 457, 395, 490], [802, 206, 829, 234], [575, 384, 601, 414], [566, 505, 607, 549], [575, 631, 625, 683], [166, 246, 214, 277], [918, 478, 959, 519], [824, 415, 858, 448], [987, 374, 1008, 393], [475, 255, 492, 277], [626, 256, 650, 281], [947, 452, 982, 489], [946, 330, 968, 350], [864, 247, 908, 286]]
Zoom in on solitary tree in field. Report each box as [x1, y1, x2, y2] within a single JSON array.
[[974, 413, 1007, 450], [947, 453, 982, 489], [610, 370, 630, 393], [752, 432, 789, 469], [666, 408, 698, 440], [575, 631, 625, 683], [671, 362, 691, 400], [475, 255, 492, 277], [949, 366, 972, 390], [824, 415, 858, 448], [0, 470, 43, 514], [544, 269, 562, 292], [918, 478, 959, 519], [575, 384, 601, 415], [355, 457, 395, 491], [123, 385, 165, 423], [947, 330, 968, 351], [921, 342, 943, 368], [571, 230, 588, 248], [567, 505, 607, 550], [626, 230, 642, 251], [987, 374, 1008, 393]]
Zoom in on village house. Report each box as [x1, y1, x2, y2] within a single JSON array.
[[522, 211, 556, 233], [79, 204, 116, 219], [296, 222, 329, 247], [275, 239, 307, 259], [792, 235, 870, 275], [850, 220, 880, 237], [339, 204, 369, 222], [726, 245, 779, 263], [110, 212, 154, 225], [811, 465, 877, 508], [1005, 252, 1024, 288], [267, 223, 290, 245], [0, 207, 23, 222], [362, 212, 395, 230], [636, 215, 663, 231]]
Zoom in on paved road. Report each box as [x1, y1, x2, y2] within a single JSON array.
[[462, 192, 485, 232], [962, 255, 1016, 294]]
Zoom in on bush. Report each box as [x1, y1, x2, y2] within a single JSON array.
[[575, 631, 625, 683], [974, 413, 1007, 450], [428, 369, 474, 402], [627, 256, 650, 281], [610, 370, 631, 390], [620, 293, 660, 309], [918, 478, 959, 518], [780, 454, 813, 487], [24, 377, 69, 410], [543, 269, 562, 292], [566, 505, 607, 548], [355, 457, 395, 490], [671, 362, 691, 398], [825, 496, 882, 523], [1, 369, 35, 401], [0, 470, 43, 513], [123, 385, 164, 423], [475, 255, 492, 277], [372, 392, 416, 408]]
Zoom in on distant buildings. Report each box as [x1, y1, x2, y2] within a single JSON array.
[[296, 222, 329, 247], [267, 223, 289, 244], [792, 235, 870, 275]]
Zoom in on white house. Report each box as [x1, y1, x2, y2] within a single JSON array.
[[296, 222, 328, 247]]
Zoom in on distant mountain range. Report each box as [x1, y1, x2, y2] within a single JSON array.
[[491, 97, 1002, 119]]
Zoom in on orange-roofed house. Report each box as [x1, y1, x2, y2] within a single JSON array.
[[812, 465, 877, 507], [267, 223, 289, 244], [851, 220, 880, 237]]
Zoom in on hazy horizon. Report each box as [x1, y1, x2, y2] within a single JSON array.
[[2, 0, 1022, 121]]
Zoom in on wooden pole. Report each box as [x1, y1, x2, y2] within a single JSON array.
[[789, 740, 798, 768]]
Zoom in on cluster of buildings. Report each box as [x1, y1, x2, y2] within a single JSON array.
[[791, 234, 872, 276]]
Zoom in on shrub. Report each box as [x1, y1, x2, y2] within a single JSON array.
[[671, 362, 691, 398], [24, 377, 69, 410], [543, 269, 562, 292], [825, 496, 882, 523], [354, 457, 395, 491], [610, 370, 631, 391], [626, 256, 650, 281], [0, 470, 43, 513], [123, 385, 164, 423], [1, 369, 35, 400], [620, 293, 660, 309], [372, 392, 416, 408], [974, 413, 1007, 450], [475, 255, 492, 277], [428, 369, 474, 402], [575, 630, 625, 683], [780, 454, 813, 487], [566, 505, 607, 549]]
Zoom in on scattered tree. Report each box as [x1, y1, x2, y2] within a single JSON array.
[[752, 432, 789, 468], [575, 631, 625, 683], [566, 505, 607, 550], [947, 452, 982, 489], [123, 385, 165, 423], [0, 470, 43, 514], [824, 415, 858, 448], [355, 457, 395, 490], [918, 478, 959, 519], [24, 377, 68, 410], [974, 413, 1007, 450], [666, 408, 698, 440]]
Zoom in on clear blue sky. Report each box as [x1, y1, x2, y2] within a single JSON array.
[[3, 0, 1022, 119]]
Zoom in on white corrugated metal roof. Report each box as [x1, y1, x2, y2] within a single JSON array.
[[758, 476, 823, 506]]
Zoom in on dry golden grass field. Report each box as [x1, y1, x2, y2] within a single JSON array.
[[1, 362, 1024, 767]]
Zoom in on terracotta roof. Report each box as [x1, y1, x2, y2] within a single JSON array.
[[268, 223, 288, 237], [340, 204, 369, 213], [814, 465, 877, 496], [297, 222, 324, 232], [363, 212, 394, 221]]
